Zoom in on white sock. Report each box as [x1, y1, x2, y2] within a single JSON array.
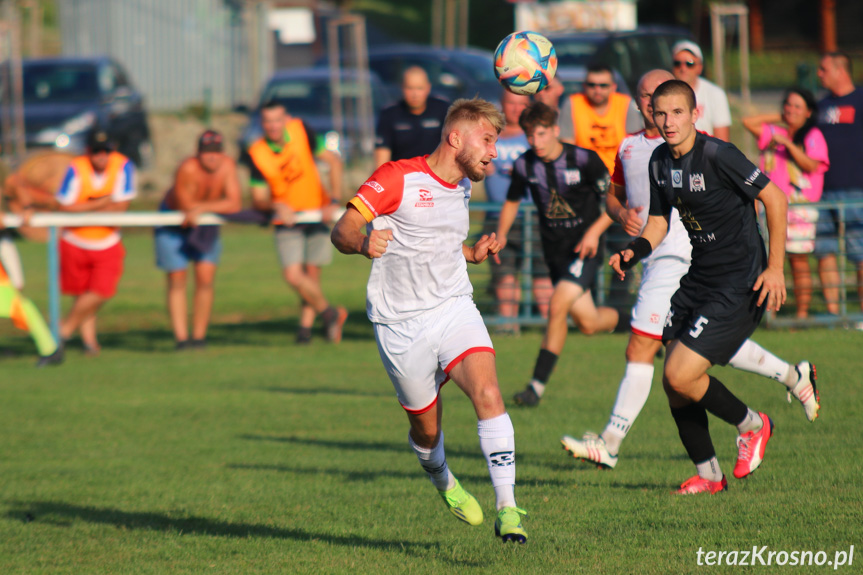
[[478, 413, 517, 510], [601, 362, 654, 455], [530, 380, 546, 397], [737, 408, 763, 434], [409, 431, 455, 491], [729, 340, 792, 388], [696, 456, 723, 482]]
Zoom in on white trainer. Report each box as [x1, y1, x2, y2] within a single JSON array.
[[789, 361, 820, 422], [561, 432, 618, 469]]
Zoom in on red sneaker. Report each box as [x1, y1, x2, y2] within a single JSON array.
[[733, 412, 774, 479], [677, 474, 728, 494], [326, 307, 348, 344]]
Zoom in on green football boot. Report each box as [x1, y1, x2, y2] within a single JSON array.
[[438, 478, 483, 526], [494, 506, 528, 544]]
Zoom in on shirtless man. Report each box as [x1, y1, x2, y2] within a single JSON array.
[[154, 130, 242, 349]]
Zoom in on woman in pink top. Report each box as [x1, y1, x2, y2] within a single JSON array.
[[743, 88, 830, 318]]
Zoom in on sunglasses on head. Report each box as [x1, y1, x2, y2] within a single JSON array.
[[673, 59, 697, 69], [585, 82, 611, 89]]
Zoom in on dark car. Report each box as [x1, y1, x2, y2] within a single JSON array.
[[21, 56, 152, 167], [323, 44, 501, 106], [238, 67, 393, 162], [546, 26, 692, 95]]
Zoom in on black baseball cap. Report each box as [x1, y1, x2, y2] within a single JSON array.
[[87, 129, 114, 153], [198, 129, 224, 153]]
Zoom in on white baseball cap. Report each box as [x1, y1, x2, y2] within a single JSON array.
[[671, 40, 703, 62]]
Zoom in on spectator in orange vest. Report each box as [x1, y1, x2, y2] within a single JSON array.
[[54, 130, 136, 355], [247, 100, 348, 344], [558, 63, 643, 174]]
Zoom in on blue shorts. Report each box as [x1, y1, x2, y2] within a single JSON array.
[[814, 188, 863, 264], [154, 226, 222, 272]]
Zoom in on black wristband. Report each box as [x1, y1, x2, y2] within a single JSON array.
[[619, 237, 652, 271]]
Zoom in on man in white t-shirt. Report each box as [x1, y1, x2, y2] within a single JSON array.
[[331, 98, 529, 543], [559, 71, 819, 475], [671, 41, 732, 141]]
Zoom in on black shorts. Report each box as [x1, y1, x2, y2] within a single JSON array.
[[484, 215, 549, 283], [543, 239, 603, 289], [663, 276, 765, 365]]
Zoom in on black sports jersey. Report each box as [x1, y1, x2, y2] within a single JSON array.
[[375, 97, 450, 161], [508, 143, 610, 246], [648, 132, 771, 289]]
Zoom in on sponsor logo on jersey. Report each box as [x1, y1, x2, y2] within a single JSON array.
[[415, 189, 434, 207], [622, 145, 633, 160], [672, 169, 683, 188], [363, 179, 385, 194], [564, 169, 581, 186], [744, 169, 762, 186], [689, 173, 706, 192], [421, 119, 442, 128]]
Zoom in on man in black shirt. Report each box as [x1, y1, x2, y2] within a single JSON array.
[[612, 80, 789, 494], [374, 66, 450, 167], [498, 103, 620, 407]]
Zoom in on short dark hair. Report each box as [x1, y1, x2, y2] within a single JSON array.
[[823, 52, 853, 77], [783, 87, 818, 146], [586, 63, 614, 77], [518, 102, 558, 134], [651, 79, 696, 112], [261, 99, 286, 113]]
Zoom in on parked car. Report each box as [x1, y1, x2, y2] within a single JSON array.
[[546, 26, 692, 95], [322, 44, 501, 106], [238, 67, 393, 163], [21, 56, 152, 167]]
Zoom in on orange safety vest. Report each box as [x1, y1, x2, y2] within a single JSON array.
[[570, 92, 631, 174], [65, 152, 129, 242], [247, 118, 329, 214]]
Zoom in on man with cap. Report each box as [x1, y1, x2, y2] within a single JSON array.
[[54, 129, 137, 355], [671, 40, 732, 142], [154, 129, 242, 350]]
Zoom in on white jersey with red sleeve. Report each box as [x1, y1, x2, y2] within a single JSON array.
[[614, 131, 692, 263], [348, 156, 474, 324]]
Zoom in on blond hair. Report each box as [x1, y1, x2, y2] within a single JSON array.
[[443, 98, 505, 134]]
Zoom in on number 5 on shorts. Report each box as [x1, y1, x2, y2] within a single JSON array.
[[689, 316, 708, 338]]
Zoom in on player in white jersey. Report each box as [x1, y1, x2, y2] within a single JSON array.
[[561, 70, 820, 472], [332, 98, 529, 543]]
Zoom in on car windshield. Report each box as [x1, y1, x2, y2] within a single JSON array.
[[551, 39, 601, 67], [261, 77, 372, 116], [23, 64, 101, 103], [446, 53, 497, 83]]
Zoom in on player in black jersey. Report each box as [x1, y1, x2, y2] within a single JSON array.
[[497, 103, 620, 407], [612, 80, 790, 494]]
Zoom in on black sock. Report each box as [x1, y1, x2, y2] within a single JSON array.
[[321, 306, 337, 324], [532, 349, 558, 384], [698, 375, 748, 426], [670, 403, 715, 464]]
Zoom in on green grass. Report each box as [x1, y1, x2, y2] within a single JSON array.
[[1, 227, 861, 574]]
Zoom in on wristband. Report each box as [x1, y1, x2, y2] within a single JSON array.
[[619, 237, 652, 271]]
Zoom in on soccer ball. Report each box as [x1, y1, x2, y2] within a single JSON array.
[[493, 31, 558, 96]]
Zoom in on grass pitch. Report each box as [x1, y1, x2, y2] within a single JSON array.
[[1, 227, 860, 574]]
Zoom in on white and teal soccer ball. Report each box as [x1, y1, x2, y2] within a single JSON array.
[[494, 31, 558, 96]]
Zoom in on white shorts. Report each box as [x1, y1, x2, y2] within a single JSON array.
[[630, 256, 691, 339], [373, 295, 494, 414]]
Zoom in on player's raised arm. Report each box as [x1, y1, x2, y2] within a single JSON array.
[[331, 205, 393, 259]]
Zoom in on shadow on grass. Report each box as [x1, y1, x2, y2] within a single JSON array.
[[238, 434, 478, 459], [5, 500, 484, 565], [59, 314, 374, 354], [227, 463, 490, 485]]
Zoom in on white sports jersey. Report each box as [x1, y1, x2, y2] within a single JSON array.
[[694, 77, 732, 135], [349, 156, 474, 324], [613, 131, 692, 263]]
